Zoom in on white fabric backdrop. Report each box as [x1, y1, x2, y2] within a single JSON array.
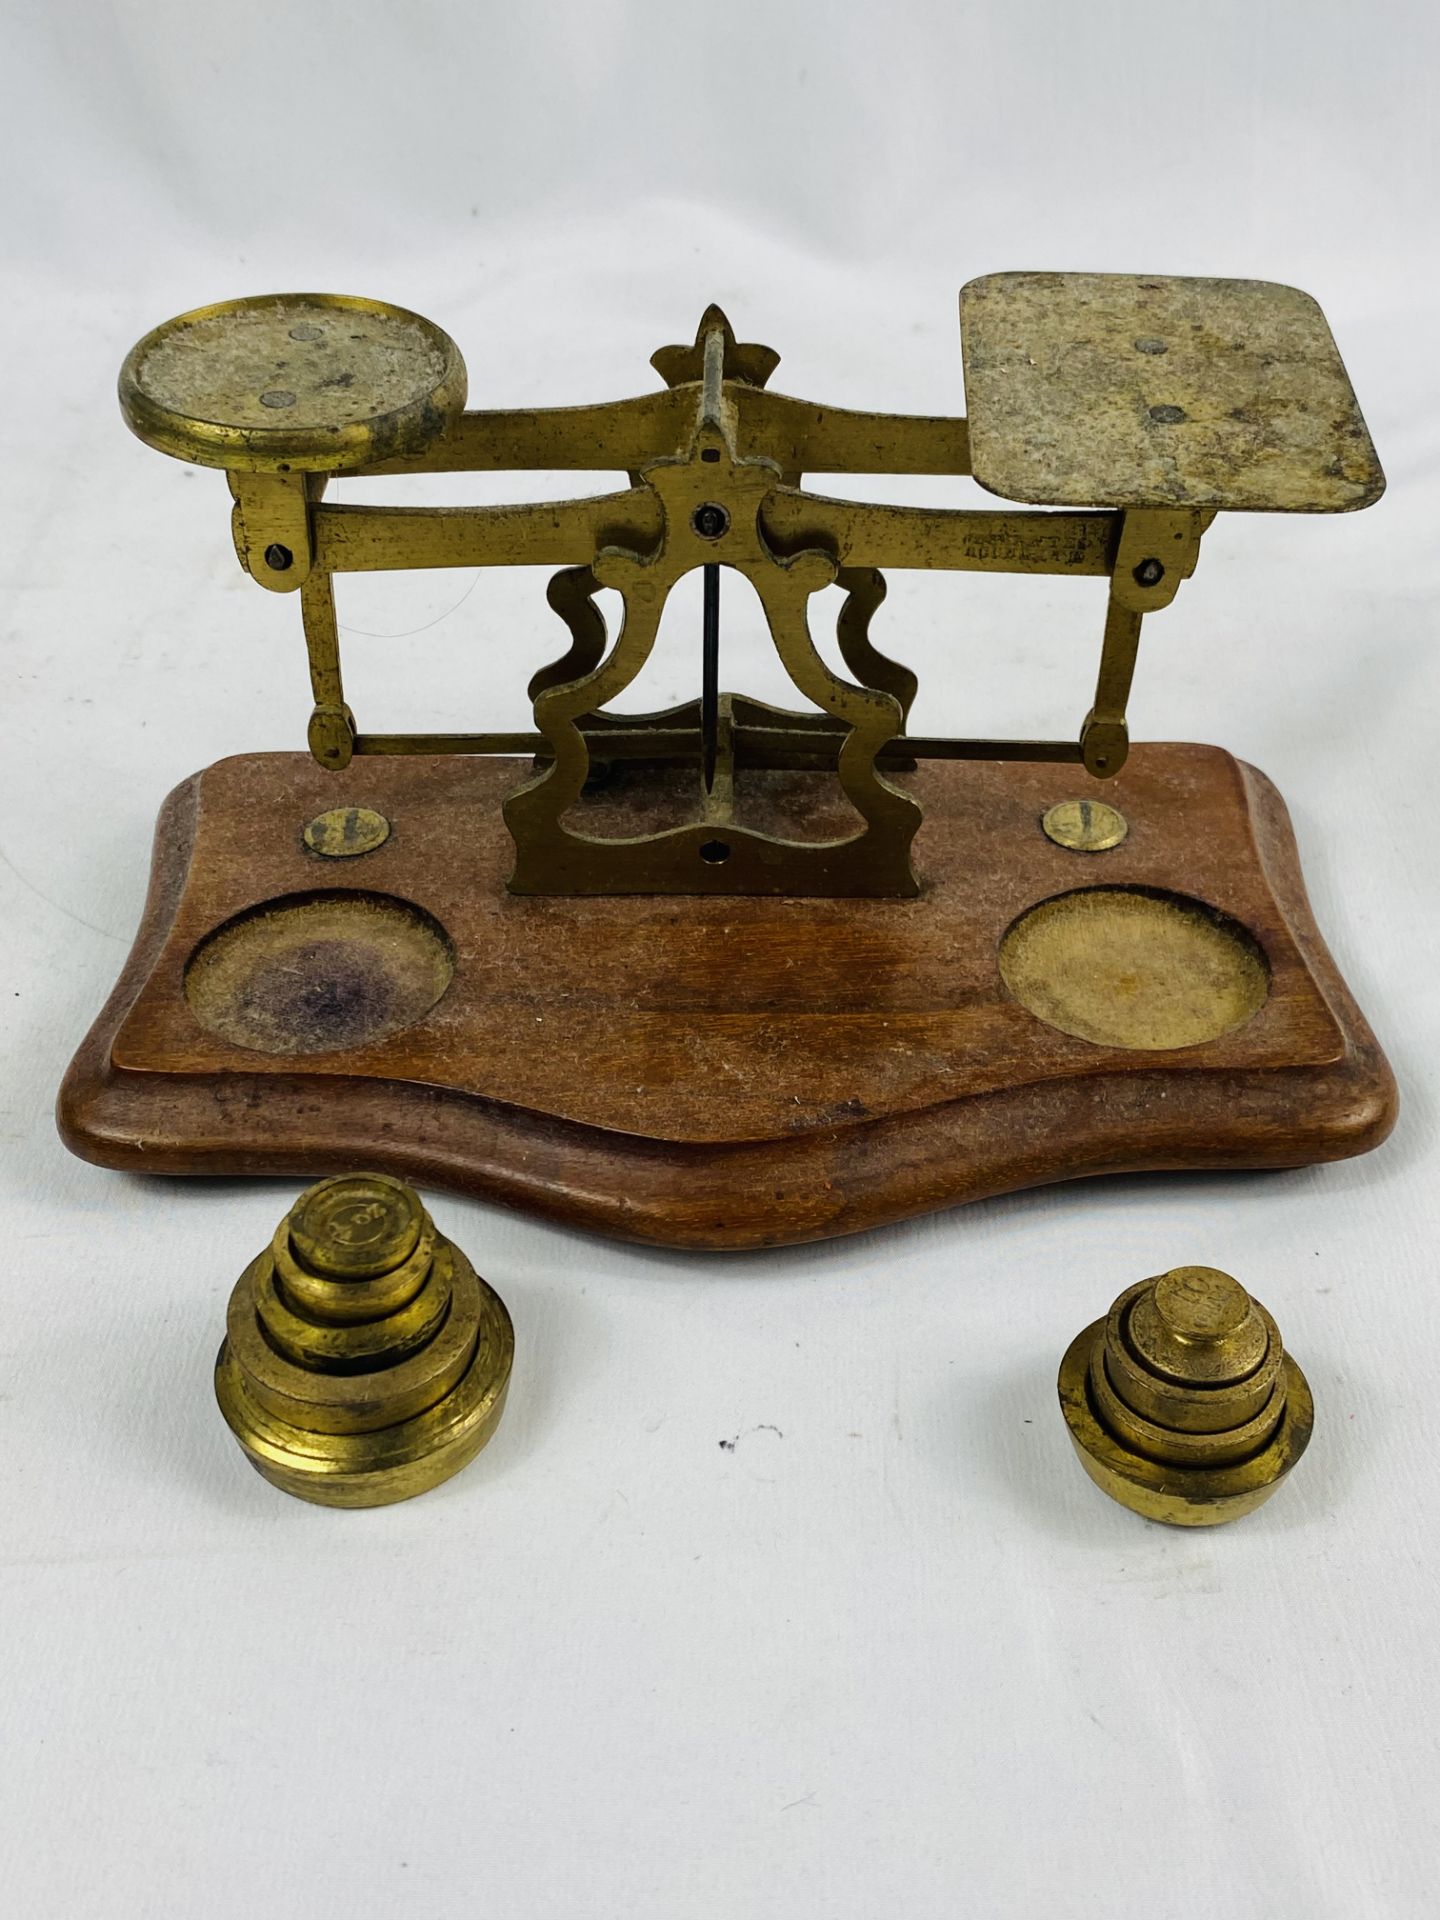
[[2, 3, 1437, 1914]]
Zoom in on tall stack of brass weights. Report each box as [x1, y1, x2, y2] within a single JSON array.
[[216, 1170, 1312, 1523]]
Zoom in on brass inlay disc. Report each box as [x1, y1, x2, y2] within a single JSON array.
[[184, 891, 454, 1055], [1041, 797, 1129, 852], [999, 887, 1269, 1050], [290, 1172, 424, 1277], [119, 292, 467, 472], [303, 806, 392, 858]]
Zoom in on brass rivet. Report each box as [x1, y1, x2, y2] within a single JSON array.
[[1057, 1266, 1313, 1527], [1041, 798, 1128, 852], [302, 805, 391, 857], [215, 1174, 514, 1507]]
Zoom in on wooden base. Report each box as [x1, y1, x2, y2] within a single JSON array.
[[58, 746, 1396, 1249]]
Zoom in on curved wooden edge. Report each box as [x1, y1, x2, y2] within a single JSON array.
[[57, 757, 1397, 1251], [57, 771, 201, 1161], [1235, 752, 1397, 1138]]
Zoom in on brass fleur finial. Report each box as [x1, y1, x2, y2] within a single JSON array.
[[650, 303, 781, 390]]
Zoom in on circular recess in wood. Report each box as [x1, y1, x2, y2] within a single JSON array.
[[185, 891, 454, 1055], [998, 886, 1269, 1050]]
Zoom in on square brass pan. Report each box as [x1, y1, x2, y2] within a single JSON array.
[[960, 271, 1384, 513]]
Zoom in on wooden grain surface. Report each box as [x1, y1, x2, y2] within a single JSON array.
[[57, 746, 1396, 1248]]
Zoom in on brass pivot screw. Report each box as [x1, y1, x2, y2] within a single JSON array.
[[215, 1173, 514, 1507], [1057, 1266, 1313, 1526]]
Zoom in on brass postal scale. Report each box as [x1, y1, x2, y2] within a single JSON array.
[[60, 273, 1396, 1248]]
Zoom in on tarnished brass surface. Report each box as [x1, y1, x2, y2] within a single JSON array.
[[1058, 1266, 1313, 1526], [302, 805, 392, 857], [120, 277, 1384, 895], [1041, 798, 1128, 852], [961, 274, 1384, 512], [215, 1174, 513, 1506], [119, 293, 466, 473], [999, 886, 1270, 1049], [290, 1172, 423, 1275]]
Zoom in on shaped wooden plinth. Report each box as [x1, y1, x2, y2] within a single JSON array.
[[58, 746, 1395, 1249]]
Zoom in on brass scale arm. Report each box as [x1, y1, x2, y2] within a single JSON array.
[[118, 282, 1383, 897], [276, 359, 1206, 786], [212, 306, 1212, 896]]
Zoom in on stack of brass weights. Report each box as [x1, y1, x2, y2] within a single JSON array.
[[1057, 1266, 1313, 1526], [215, 1173, 514, 1507]]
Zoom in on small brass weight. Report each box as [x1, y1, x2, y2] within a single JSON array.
[[215, 1174, 514, 1506], [1058, 1266, 1313, 1526]]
